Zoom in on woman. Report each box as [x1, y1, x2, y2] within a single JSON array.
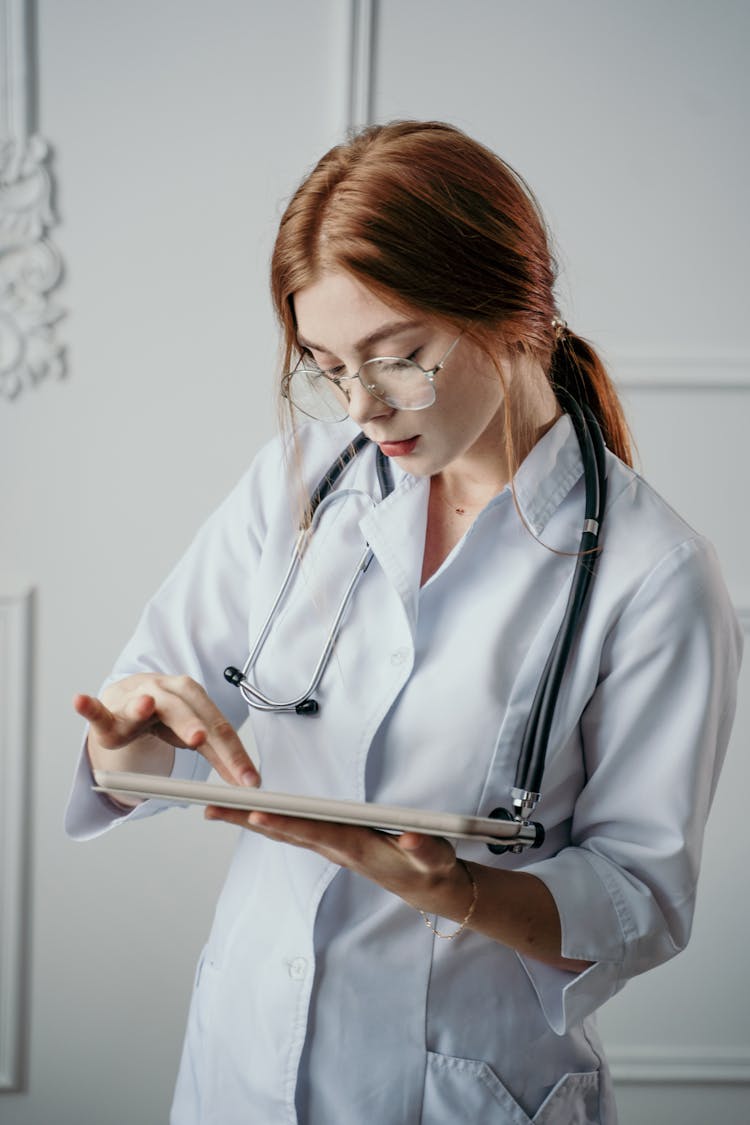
[[67, 121, 741, 1124]]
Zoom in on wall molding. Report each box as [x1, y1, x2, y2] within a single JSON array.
[[610, 1046, 750, 1085], [347, 0, 376, 131], [612, 356, 750, 392], [0, 0, 65, 401], [0, 582, 32, 1092]]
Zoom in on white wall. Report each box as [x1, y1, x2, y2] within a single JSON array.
[[1, 2, 747, 1122]]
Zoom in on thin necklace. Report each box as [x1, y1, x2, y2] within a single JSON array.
[[433, 484, 473, 517], [432, 474, 504, 517]]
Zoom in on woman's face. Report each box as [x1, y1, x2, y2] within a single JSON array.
[[292, 271, 507, 480]]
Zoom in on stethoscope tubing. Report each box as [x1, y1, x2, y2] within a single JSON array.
[[236, 540, 375, 713], [513, 393, 608, 801]]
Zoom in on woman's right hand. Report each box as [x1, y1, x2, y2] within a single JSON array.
[[73, 674, 259, 800]]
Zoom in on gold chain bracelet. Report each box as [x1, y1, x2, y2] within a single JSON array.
[[418, 859, 478, 941]]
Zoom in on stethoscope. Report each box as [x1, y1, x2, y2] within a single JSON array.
[[225, 391, 607, 852]]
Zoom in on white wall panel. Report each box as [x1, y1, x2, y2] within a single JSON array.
[[0, 583, 32, 1093]]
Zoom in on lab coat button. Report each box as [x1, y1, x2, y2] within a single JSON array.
[[390, 647, 409, 666], [288, 957, 307, 980]]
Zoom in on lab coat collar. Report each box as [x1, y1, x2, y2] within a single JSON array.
[[512, 413, 584, 535]]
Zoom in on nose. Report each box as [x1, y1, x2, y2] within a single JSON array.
[[346, 377, 394, 427]]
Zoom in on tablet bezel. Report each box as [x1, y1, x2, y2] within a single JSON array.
[[92, 770, 526, 847]]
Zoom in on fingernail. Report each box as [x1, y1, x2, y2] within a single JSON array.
[[239, 769, 258, 787]]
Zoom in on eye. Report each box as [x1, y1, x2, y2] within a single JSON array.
[[299, 348, 323, 373], [301, 348, 345, 379]]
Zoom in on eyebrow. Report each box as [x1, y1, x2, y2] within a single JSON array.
[[296, 319, 423, 355]]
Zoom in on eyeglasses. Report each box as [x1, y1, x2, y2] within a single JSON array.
[[281, 336, 462, 423]]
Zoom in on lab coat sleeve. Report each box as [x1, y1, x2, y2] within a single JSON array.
[[65, 434, 290, 840], [518, 535, 742, 1035]]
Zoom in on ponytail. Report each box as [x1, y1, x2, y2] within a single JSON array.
[[549, 327, 633, 466]]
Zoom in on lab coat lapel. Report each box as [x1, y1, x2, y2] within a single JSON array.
[[358, 470, 429, 640]]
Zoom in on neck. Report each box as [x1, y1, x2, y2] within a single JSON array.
[[432, 460, 507, 515], [433, 356, 560, 514]]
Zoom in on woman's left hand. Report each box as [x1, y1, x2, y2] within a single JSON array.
[[203, 806, 473, 920]]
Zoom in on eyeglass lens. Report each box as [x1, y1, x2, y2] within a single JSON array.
[[287, 358, 435, 422]]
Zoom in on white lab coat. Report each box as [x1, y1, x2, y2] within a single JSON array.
[[66, 415, 742, 1125]]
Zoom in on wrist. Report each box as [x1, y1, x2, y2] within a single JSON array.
[[418, 859, 479, 941]]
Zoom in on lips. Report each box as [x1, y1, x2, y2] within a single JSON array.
[[376, 437, 419, 457]]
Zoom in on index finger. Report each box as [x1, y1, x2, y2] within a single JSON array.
[[192, 714, 259, 788], [163, 677, 259, 787]]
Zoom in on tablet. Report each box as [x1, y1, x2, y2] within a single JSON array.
[[92, 770, 528, 847]]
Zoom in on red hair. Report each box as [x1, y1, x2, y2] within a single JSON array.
[[270, 120, 631, 466]]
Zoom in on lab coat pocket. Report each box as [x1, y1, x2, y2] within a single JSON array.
[[532, 1068, 600, 1124], [422, 1050, 529, 1124], [422, 1050, 600, 1125]]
